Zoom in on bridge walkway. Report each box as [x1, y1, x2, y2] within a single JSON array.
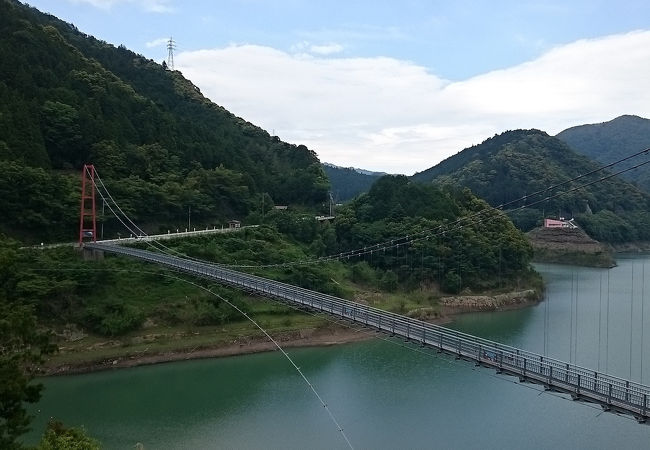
[[86, 243, 650, 424]]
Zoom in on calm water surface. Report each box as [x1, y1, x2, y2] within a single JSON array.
[[29, 255, 650, 449]]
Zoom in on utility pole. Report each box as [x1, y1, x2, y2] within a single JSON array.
[[188, 205, 191, 231], [167, 37, 176, 70]]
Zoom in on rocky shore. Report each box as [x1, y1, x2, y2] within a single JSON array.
[[527, 227, 615, 267]]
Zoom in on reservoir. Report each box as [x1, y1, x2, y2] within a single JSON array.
[[30, 255, 650, 449]]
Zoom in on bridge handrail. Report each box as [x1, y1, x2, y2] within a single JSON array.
[[87, 243, 650, 405]]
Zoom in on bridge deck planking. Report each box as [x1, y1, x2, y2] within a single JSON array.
[[86, 243, 650, 423]]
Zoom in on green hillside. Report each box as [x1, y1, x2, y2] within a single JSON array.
[[334, 175, 535, 292], [0, 0, 328, 243], [557, 115, 650, 193], [412, 129, 650, 242], [323, 163, 384, 202]]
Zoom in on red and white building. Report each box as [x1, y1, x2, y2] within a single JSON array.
[[544, 218, 578, 229]]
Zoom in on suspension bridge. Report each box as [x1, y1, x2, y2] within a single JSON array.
[[85, 241, 650, 423], [75, 152, 650, 425]]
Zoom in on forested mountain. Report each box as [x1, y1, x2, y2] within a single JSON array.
[[322, 163, 384, 202], [557, 115, 650, 193], [412, 130, 650, 242], [0, 0, 328, 242], [334, 175, 534, 292]]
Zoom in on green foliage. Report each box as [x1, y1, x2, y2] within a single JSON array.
[[442, 270, 461, 294], [380, 270, 398, 292], [330, 176, 533, 293], [506, 208, 543, 232], [322, 164, 383, 202], [557, 115, 650, 193], [576, 210, 650, 242], [189, 295, 249, 326], [413, 129, 650, 242], [351, 262, 376, 284], [0, 161, 78, 242], [0, 0, 329, 243], [37, 420, 100, 450], [0, 239, 55, 449], [80, 301, 144, 336]]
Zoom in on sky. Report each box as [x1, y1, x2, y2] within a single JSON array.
[[25, 0, 650, 174]]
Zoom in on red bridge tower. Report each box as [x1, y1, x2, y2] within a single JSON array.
[[78, 164, 97, 245]]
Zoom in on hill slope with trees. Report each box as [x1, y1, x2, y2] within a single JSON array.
[[556, 115, 650, 193], [322, 163, 384, 202], [0, 0, 328, 243], [412, 129, 650, 243]]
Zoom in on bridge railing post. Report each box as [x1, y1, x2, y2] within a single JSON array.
[[608, 383, 613, 405], [523, 357, 527, 378]]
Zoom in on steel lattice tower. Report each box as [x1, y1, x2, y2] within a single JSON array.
[[167, 37, 176, 70]]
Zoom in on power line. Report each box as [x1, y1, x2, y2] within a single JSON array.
[[88, 148, 650, 273]]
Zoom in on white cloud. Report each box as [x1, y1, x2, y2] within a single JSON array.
[[145, 37, 170, 48], [68, 0, 174, 13], [176, 30, 650, 175], [309, 43, 344, 55], [290, 41, 344, 56]]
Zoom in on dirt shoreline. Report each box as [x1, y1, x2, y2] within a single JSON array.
[[42, 327, 375, 376], [42, 291, 540, 377]]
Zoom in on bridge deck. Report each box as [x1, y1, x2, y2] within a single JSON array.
[[87, 243, 650, 424]]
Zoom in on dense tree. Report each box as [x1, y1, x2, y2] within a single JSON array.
[[412, 130, 650, 242], [36, 420, 100, 450], [0, 0, 329, 243], [332, 176, 533, 292], [557, 115, 650, 193], [0, 239, 55, 449], [322, 164, 383, 202]]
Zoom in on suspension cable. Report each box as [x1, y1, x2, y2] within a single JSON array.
[[630, 263, 635, 380], [642, 260, 646, 384], [90, 150, 650, 272], [598, 272, 603, 371]]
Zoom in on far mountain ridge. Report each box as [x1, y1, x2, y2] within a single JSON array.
[[322, 163, 386, 202], [411, 129, 650, 243], [323, 162, 390, 178], [556, 114, 650, 193]]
